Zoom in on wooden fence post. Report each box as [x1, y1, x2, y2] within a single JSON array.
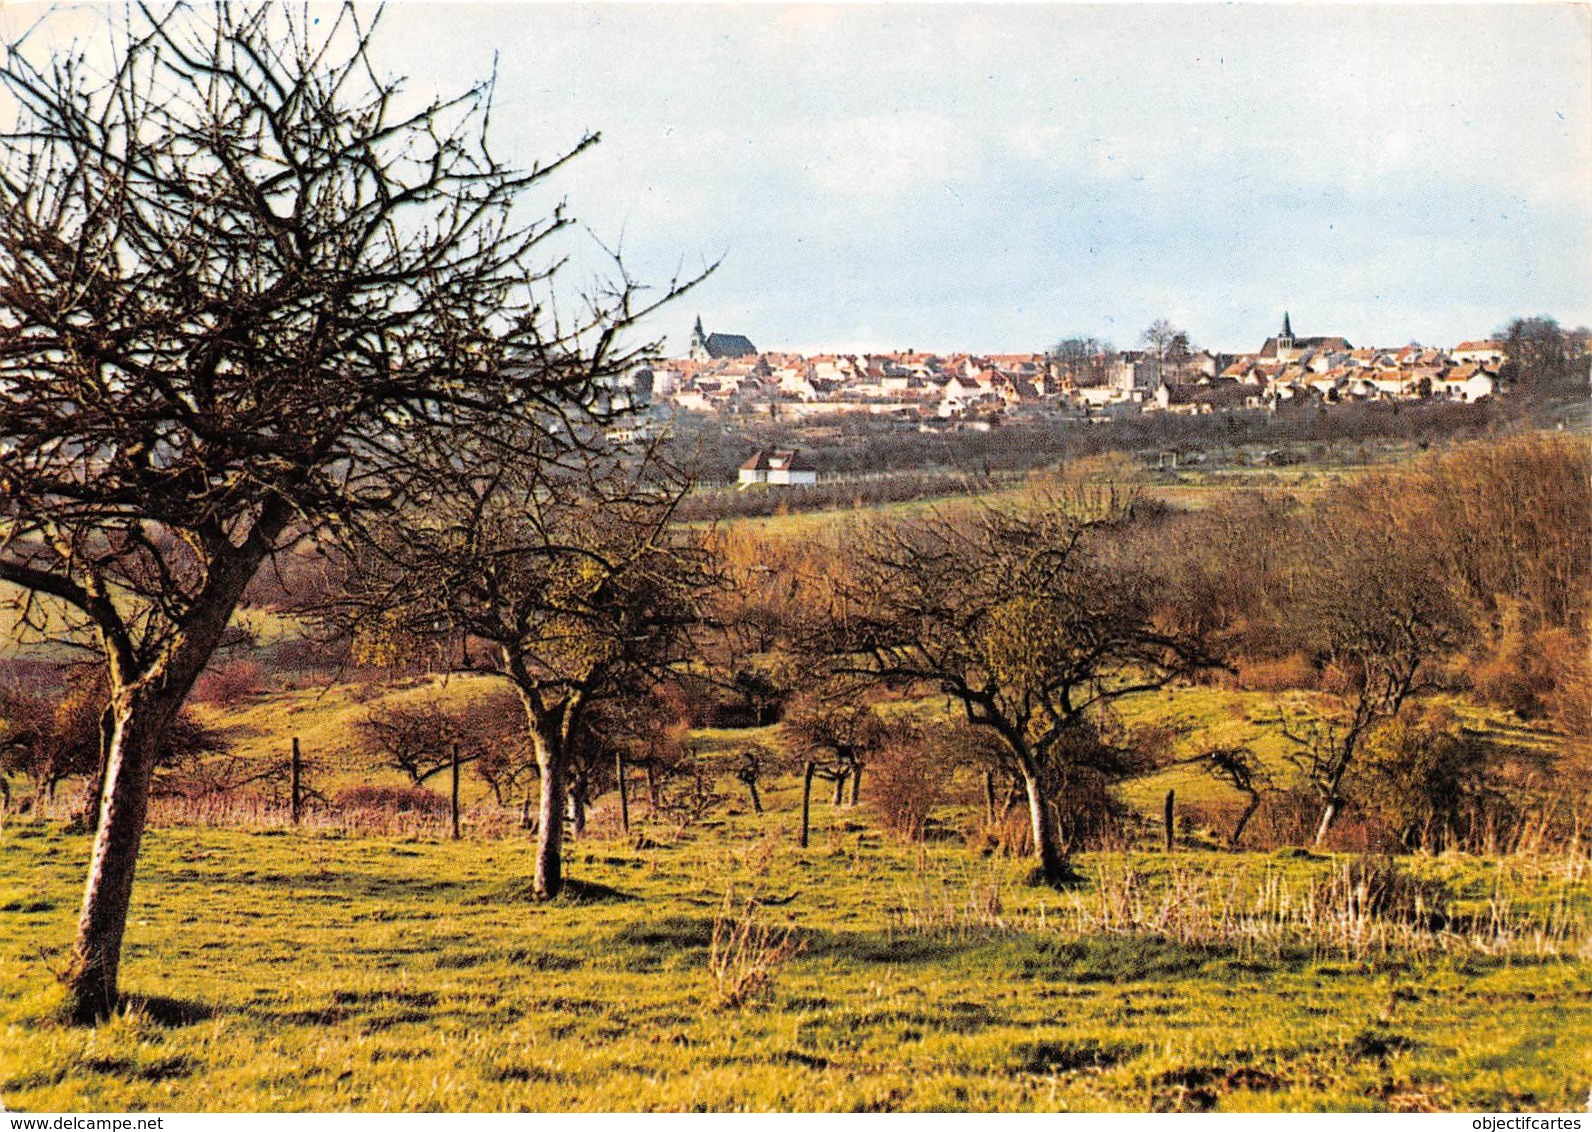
[[290, 737, 302, 826], [616, 749, 630, 833], [450, 743, 461, 841]]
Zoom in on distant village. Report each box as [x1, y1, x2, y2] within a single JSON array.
[[640, 314, 1508, 429]]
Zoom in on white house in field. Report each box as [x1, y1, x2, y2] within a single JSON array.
[[1434, 364, 1499, 402], [738, 448, 818, 487]]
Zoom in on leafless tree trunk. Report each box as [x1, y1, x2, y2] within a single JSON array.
[[532, 735, 566, 900], [1230, 792, 1261, 850], [70, 584, 245, 1021], [1314, 798, 1340, 848], [290, 738, 303, 826], [1021, 767, 1070, 883]]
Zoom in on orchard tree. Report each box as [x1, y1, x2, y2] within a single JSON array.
[[818, 491, 1211, 884], [0, 4, 683, 1020], [328, 437, 718, 898], [782, 691, 890, 806]]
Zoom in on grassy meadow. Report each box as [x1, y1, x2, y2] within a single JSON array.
[[3, 727, 1590, 1111], [3, 434, 1590, 1113]]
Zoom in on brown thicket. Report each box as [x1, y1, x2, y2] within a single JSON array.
[[867, 735, 953, 842]]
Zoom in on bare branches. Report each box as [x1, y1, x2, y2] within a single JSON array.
[[0, 3, 696, 693], [0, 1, 699, 1014], [807, 494, 1216, 882]]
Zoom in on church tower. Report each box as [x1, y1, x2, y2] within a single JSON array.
[[689, 316, 708, 362], [1277, 311, 1297, 362]]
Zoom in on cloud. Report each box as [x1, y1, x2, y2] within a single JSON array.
[[13, 2, 1582, 353]]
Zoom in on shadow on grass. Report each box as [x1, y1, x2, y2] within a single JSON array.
[[125, 994, 220, 1027], [608, 914, 715, 951], [470, 877, 638, 905], [801, 929, 983, 965], [557, 878, 639, 904]]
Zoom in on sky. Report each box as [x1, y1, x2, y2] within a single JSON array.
[[7, 3, 1591, 355]]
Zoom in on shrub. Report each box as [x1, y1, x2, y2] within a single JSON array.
[[1246, 786, 1322, 851], [707, 888, 802, 1009], [1535, 626, 1592, 737], [1321, 855, 1451, 929], [191, 660, 268, 707], [968, 809, 1034, 859], [1463, 597, 1585, 722], [266, 635, 349, 675], [1053, 765, 1132, 852], [1348, 706, 1494, 852], [1236, 653, 1319, 692], [867, 737, 950, 842]]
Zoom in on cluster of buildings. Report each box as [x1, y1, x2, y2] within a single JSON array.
[[648, 315, 1507, 428]]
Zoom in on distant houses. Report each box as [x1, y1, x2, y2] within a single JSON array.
[[660, 313, 1509, 423], [738, 448, 818, 487]]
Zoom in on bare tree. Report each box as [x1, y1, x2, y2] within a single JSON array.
[[816, 492, 1210, 884], [0, 4, 682, 1020], [782, 691, 889, 807], [1048, 337, 1114, 389], [1140, 320, 1193, 384], [358, 691, 522, 790], [1186, 744, 1268, 849], [1285, 486, 1466, 845], [327, 438, 718, 898]]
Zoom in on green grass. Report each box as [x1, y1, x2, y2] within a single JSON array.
[[171, 670, 1578, 846], [189, 673, 509, 798], [2, 812, 1588, 1112]]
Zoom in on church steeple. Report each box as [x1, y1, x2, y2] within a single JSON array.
[[1281, 311, 1294, 342]]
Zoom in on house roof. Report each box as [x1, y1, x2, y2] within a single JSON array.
[[1158, 380, 1251, 407], [740, 448, 816, 473], [1260, 332, 1353, 359], [704, 332, 757, 359]]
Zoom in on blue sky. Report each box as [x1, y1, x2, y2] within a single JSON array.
[[11, 3, 1591, 355]]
